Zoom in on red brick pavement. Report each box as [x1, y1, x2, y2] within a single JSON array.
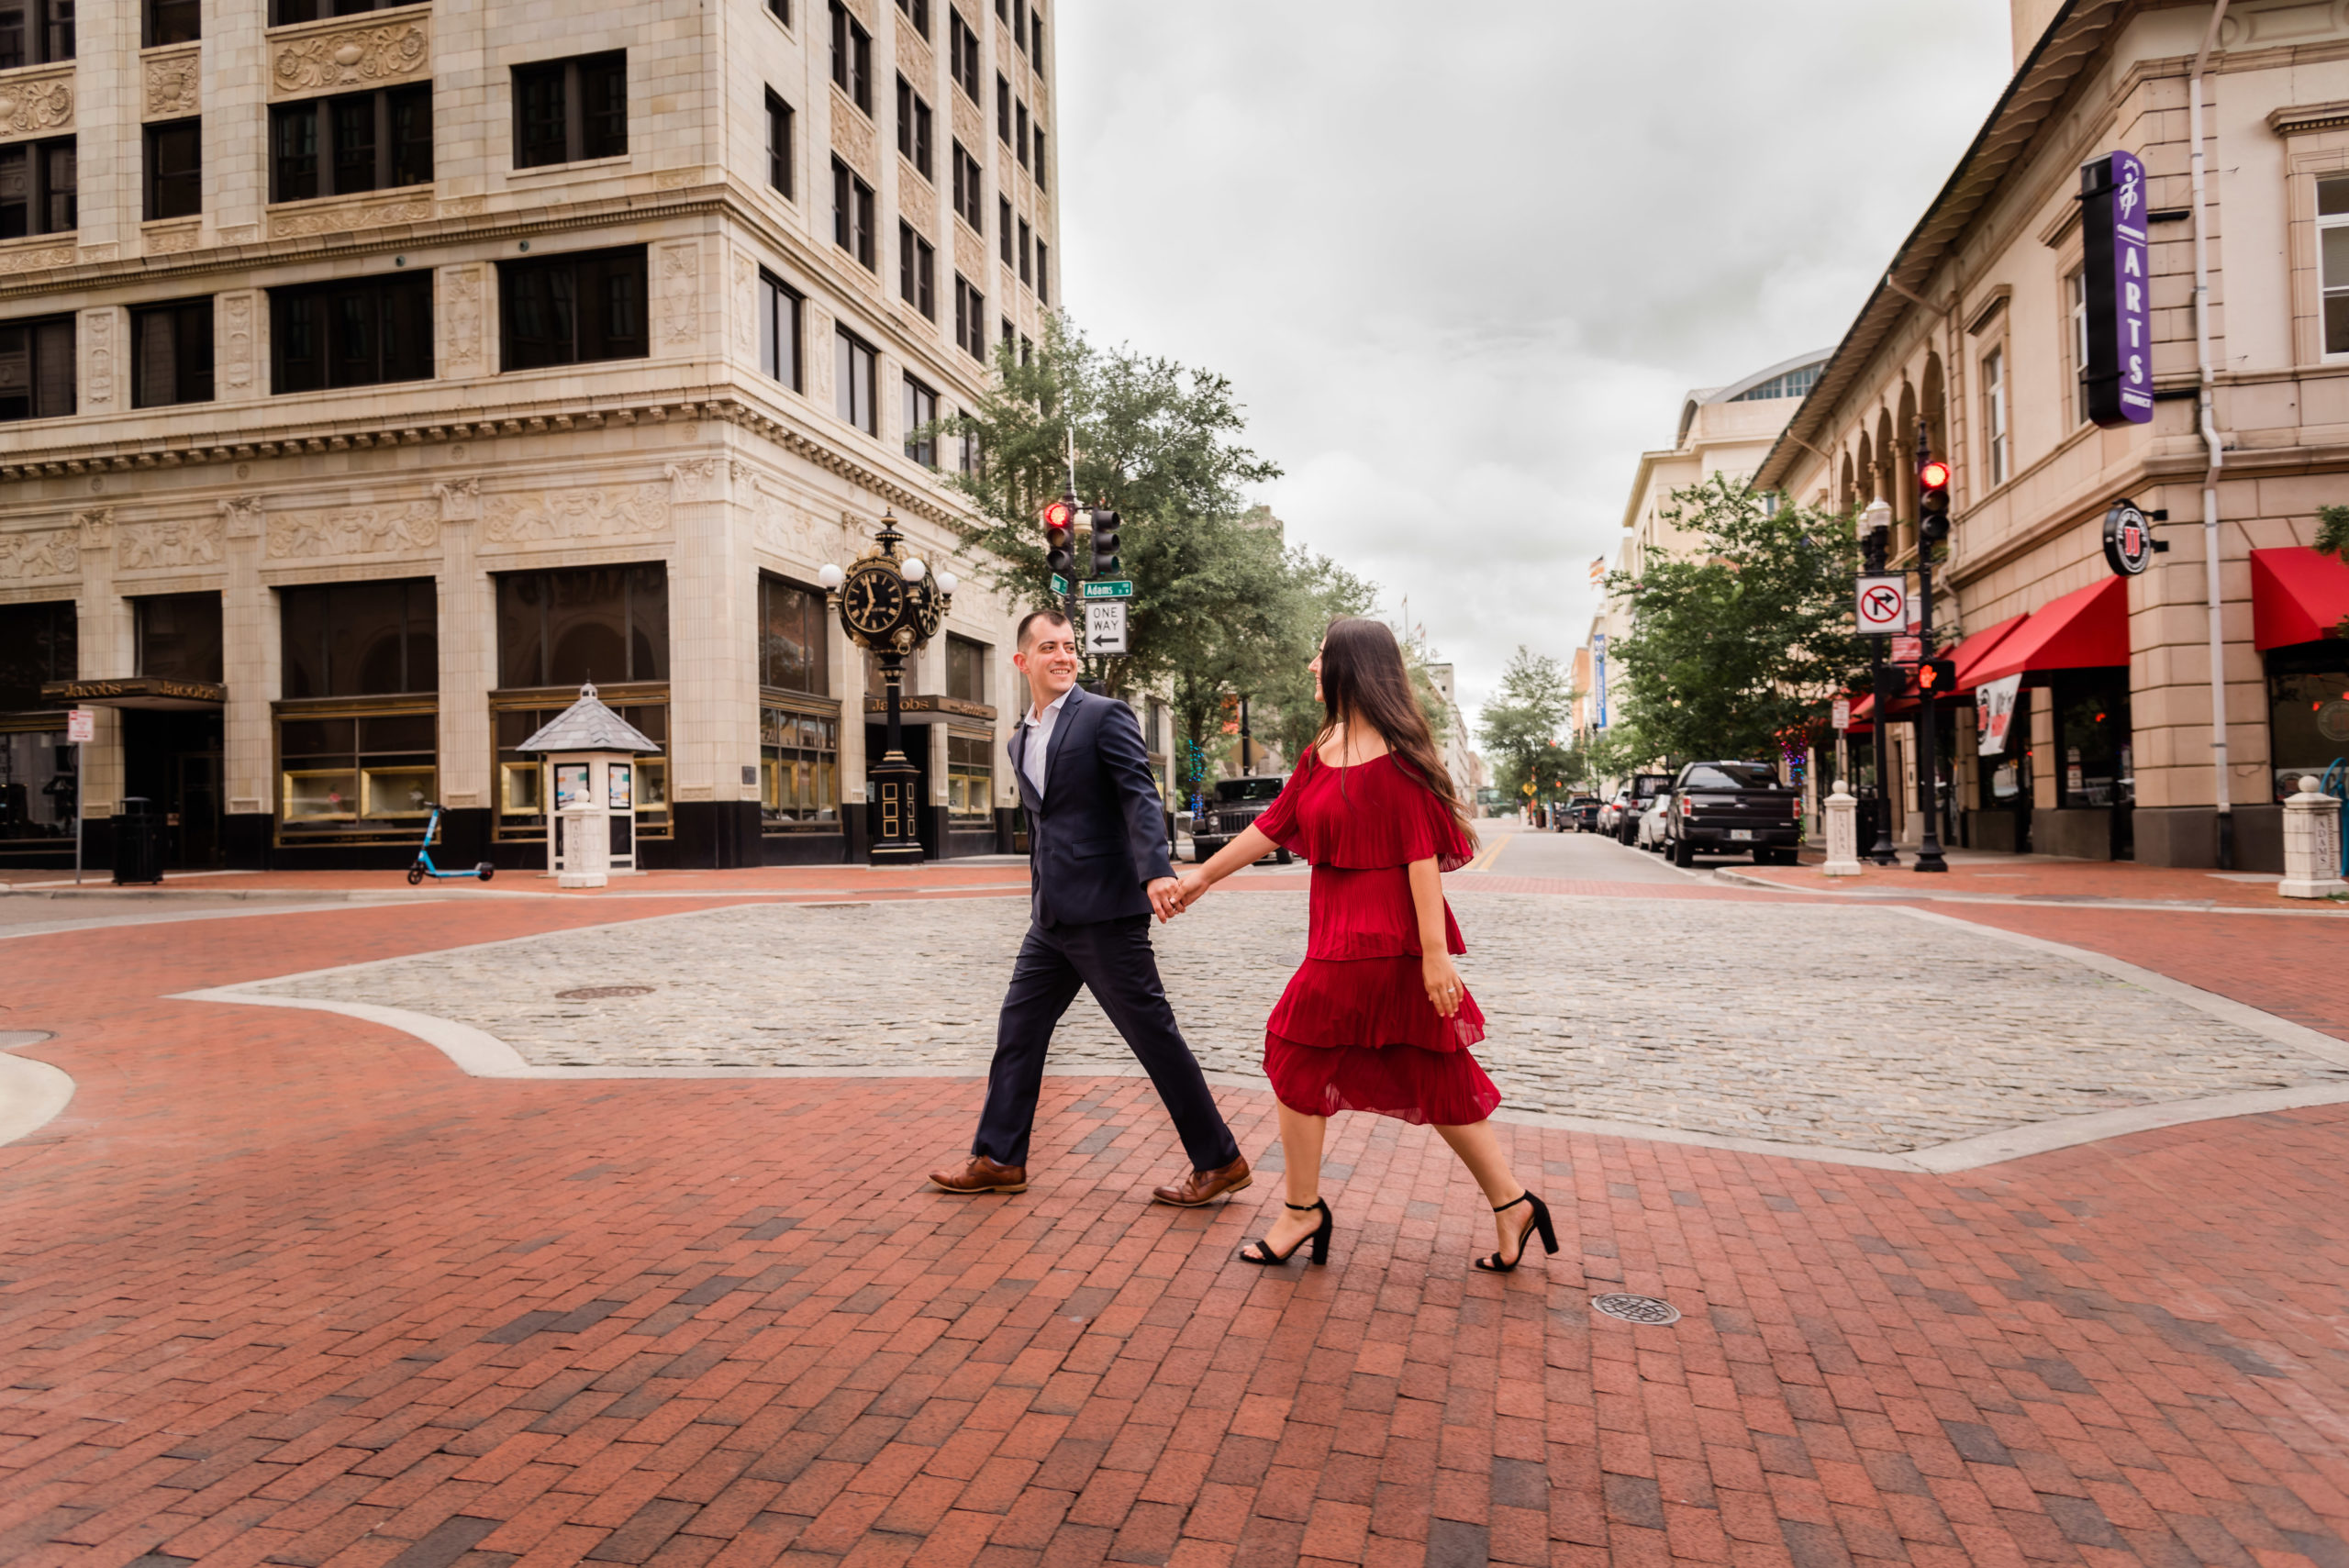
[[5, 896, 2349, 1567]]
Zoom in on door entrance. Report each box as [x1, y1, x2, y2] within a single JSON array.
[[122, 709, 226, 869]]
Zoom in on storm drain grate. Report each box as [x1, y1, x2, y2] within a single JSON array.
[[1591, 1293, 1682, 1326], [556, 984, 655, 1000]]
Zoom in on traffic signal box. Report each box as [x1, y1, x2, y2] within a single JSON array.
[[1919, 455, 1952, 544], [1917, 657, 1957, 697], [1089, 507, 1121, 578], [1043, 498, 1075, 578]]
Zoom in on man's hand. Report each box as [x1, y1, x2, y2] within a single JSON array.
[[1147, 876, 1185, 923]]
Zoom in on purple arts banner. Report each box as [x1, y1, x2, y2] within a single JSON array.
[[2079, 150, 2153, 428]]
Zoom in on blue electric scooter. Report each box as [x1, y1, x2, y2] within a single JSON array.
[[406, 802, 496, 885]]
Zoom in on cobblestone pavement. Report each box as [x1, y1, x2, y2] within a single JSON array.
[[242, 890, 2349, 1156]]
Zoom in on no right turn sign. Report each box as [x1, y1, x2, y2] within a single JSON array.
[[1854, 576, 1909, 634]]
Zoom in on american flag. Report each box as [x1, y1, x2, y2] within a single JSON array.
[[1588, 558, 1606, 585]]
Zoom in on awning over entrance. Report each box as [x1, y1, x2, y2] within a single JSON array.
[[1967, 575, 2129, 684], [40, 677, 227, 712], [1946, 615, 2029, 692], [2250, 546, 2349, 651]]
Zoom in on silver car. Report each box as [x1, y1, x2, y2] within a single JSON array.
[[1635, 794, 1671, 851]]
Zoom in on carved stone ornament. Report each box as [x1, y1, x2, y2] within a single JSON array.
[[83, 309, 117, 411], [218, 293, 257, 393], [0, 242, 74, 275], [269, 196, 432, 239], [117, 517, 225, 570], [434, 478, 479, 522], [267, 503, 439, 559], [145, 223, 203, 254], [482, 484, 670, 545], [731, 251, 758, 356], [218, 495, 264, 539], [75, 508, 114, 550], [0, 528, 81, 581], [897, 169, 936, 230], [664, 458, 729, 504], [953, 223, 984, 288], [440, 267, 484, 376], [752, 483, 821, 559], [952, 91, 983, 159], [0, 72, 72, 136], [271, 16, 430, 97], [830, 92, 877, 177], [143, 47, 201, 119], [657, 243, 699, 350]]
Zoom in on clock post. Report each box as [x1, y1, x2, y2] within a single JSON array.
[[818, 511, 956, 865]]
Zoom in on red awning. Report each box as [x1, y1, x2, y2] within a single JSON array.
[[1945, 615, 2029, 692], [1968, 575, 2130, 684], [2251, 547, 2349, 651]]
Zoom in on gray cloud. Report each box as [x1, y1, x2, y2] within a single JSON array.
[[1056, 1, 2012, 717]]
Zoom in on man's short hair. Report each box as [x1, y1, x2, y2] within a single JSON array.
[[1017, 607, 1073, 649]]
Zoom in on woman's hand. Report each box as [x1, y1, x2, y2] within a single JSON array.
[[1422, 951, 1465, 1018], [1175, 867, 1212, 910]]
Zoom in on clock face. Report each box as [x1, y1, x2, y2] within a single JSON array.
[[842, 564, 907, 637]]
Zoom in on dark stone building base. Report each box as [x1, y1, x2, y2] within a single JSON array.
[[2132, 804, 2282, 873]]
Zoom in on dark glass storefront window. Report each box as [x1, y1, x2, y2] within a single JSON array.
[[131, 297, 215, 407], [495, 563, 668, 689], [277, 709, 436, 834], [499, 247, 648, 371], [134, 592, 223, 682], [280, 578, 438, 698], [270, 84, 432, 203], [0, 314, 74, 420], [0, 601, 79, 850], [947, 731, 992, 818], [0, 598, 75, 710], [2052, 669, 2132, 808], [760, 707, 837, 829], [2266, 639, 2349, 802], [946, 633, 986, 703], [759, 573, 828, 694]]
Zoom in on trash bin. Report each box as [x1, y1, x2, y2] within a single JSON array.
[[112, 796, 166, 885]]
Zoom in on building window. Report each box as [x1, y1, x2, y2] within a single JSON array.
[[1035, 238, 1048, 306], [949, 8, 979, 100], [899, 222, 935, 318], [144, 0, 199, 46], [952, 140, 984, 231], [281, 578, 439, 699], [996, 73, 1010, 146], [998, 196, 1012, 265], [1000, 317, 1013, 353], [761, 707, 840, 830], [511, 51, 627, 169], [904, 373, 937, 466], [832, 158, 875, 270], [759, 269, 803, 392], [1, 138, 76, 237], [1029, 6, 1042, 61], [2320, 175, 2349, 355], [763, 90, 794, 198], [1016, 101, 1029, 169], [766, 0, 789, 24], [2052, 670, 2131, 809], [1018, 217, 1030, 284], [272, 273, 432, 394], [0, 602, 79, 850], [896, 0, 929, 36], [2266, 639, 2349, 801], [0, 315, 73, 421], [140, 118, 200, 220], [829, 1, 872, 115], [760, 574, 830, 694], [498, 246, 648, 371], [835, 326, 876, 435], [134, 593, 224, 683], [0, 599, 75, 710], [953, 274, 985, 361], [0, 0, 72, 66], [947, 733, 992, 819], [131, 297, 214, 408], [278, 706, 438, 836], [946, 633, 986, 703], [270, 0, 409, 20], [1032, 117, 1044, 193], [896, 75, 933, 179], [496, 564, 668, 689], [2067, 268, 2088, 424], [1982, 346, 2009, 487], [953, 406, 977, 474], [270, 85, 433, 203]]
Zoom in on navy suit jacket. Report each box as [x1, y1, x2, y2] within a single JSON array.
[[1009, 685, 1174, 928]]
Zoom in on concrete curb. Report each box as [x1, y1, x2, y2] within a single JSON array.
[[0, 1033, 74, 1147], [1711, 864, 2349, 917]]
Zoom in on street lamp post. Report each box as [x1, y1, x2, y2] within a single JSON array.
[[1859, 498, 1898, 865], [818, 511, 956, 865]]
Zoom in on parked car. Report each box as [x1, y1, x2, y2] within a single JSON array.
[[1191, 774, 1294, 864], [1635, 794, 1671, 851], [1660, 761, 1803, 867], [1565, 795, 1602, 832], [1596, 789, 1631, 835], [1617, 773, 1675, 844]]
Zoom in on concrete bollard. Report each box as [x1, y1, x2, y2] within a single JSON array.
[[1822, 781, 1864, 877], [2278, 776, 2346, 899], [560, 801, 610, 890]]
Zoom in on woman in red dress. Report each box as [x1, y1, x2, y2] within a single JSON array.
[[1175, 617, 1556, 1273]]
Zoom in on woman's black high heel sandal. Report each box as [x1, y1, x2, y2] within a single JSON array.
[[1240, 1198, 1333, 1266], [1474, 1192, 1558, 1273]]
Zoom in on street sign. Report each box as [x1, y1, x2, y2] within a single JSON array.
[[1049, 573, 1069, 595], [1085, 601, 1128, 653], [1889, 636, 1923, 663], [1855, 576, 1908, 634], [66, 707, 95, 743], [1831, 698, 1851, 732], [1079, 579, 1133, 599], [2080, 150, 2154, 428]]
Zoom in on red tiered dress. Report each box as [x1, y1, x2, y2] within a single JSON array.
[[1252, 751, 1501, 1127]]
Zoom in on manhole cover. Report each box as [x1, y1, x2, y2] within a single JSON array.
[[1591, 1293, 1681, 1326], [556, 984, 655, 1000]]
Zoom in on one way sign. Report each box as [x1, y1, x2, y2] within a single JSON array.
[[1085, 600, 1128, 654]]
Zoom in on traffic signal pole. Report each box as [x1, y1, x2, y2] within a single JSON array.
[[1912, 428, 1951, 873], [1861, 517, 1898, 866]]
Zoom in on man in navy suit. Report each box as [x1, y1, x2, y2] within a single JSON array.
[[930, 609, 1249, 1205]]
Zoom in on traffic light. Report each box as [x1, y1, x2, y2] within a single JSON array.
[[1089, 507, 1121, 578], [1042, 497, 1075, 578], [1918, 450, 1952, 543], [1917, 657, 1957, 696]]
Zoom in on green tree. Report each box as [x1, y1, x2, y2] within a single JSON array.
[[2319, 506, 2349, 639], [1603, 475, 1866, 765], [1477, 647, 1575, 806]]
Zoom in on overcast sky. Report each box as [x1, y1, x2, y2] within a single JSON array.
[[1055, 2, 2017, 723]]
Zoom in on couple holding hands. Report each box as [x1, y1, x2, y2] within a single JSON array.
[[927, 611, 1556, 1274]]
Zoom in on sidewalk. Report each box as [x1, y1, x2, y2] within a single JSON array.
[[1727, 848, 2347, 913], [5, 891, 2348, 1565]]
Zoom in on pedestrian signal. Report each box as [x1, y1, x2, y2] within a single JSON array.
[[1042, 498, 1075, 578], [1917, 658, 1957, 696], [1089, 507, 1121, 577]]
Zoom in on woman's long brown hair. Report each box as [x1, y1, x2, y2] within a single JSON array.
[[1314, 617, 1474, 840]]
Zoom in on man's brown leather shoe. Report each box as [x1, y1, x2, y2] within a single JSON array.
[[1152, 1155, 1251, 1207], [929, 1156, 1028, 1195]]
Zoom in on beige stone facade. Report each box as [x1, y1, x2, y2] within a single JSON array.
[[0, 0, 1061, 869], [1757, 0, 2349, 872]]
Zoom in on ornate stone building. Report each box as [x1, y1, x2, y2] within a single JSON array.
[[0, 0, 1061, 869]]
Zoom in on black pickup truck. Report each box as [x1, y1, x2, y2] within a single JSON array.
[[1661, 761, 1803, 867], [1190, 774, 1295, 865]]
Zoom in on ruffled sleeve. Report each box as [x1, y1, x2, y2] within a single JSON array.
[[1287, 754, 1475, 872], [1248, 753, 1311, 856]]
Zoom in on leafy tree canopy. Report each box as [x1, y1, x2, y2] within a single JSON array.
[[1477, 647, 1576, 805]]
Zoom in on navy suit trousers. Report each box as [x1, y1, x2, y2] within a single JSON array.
[[973, 915, 1241, 1173]]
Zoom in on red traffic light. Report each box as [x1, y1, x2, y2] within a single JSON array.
[[1919, 460, 1950, 491], [1042, 499, 1076, 531], [1917, 658, 1957, 695]]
